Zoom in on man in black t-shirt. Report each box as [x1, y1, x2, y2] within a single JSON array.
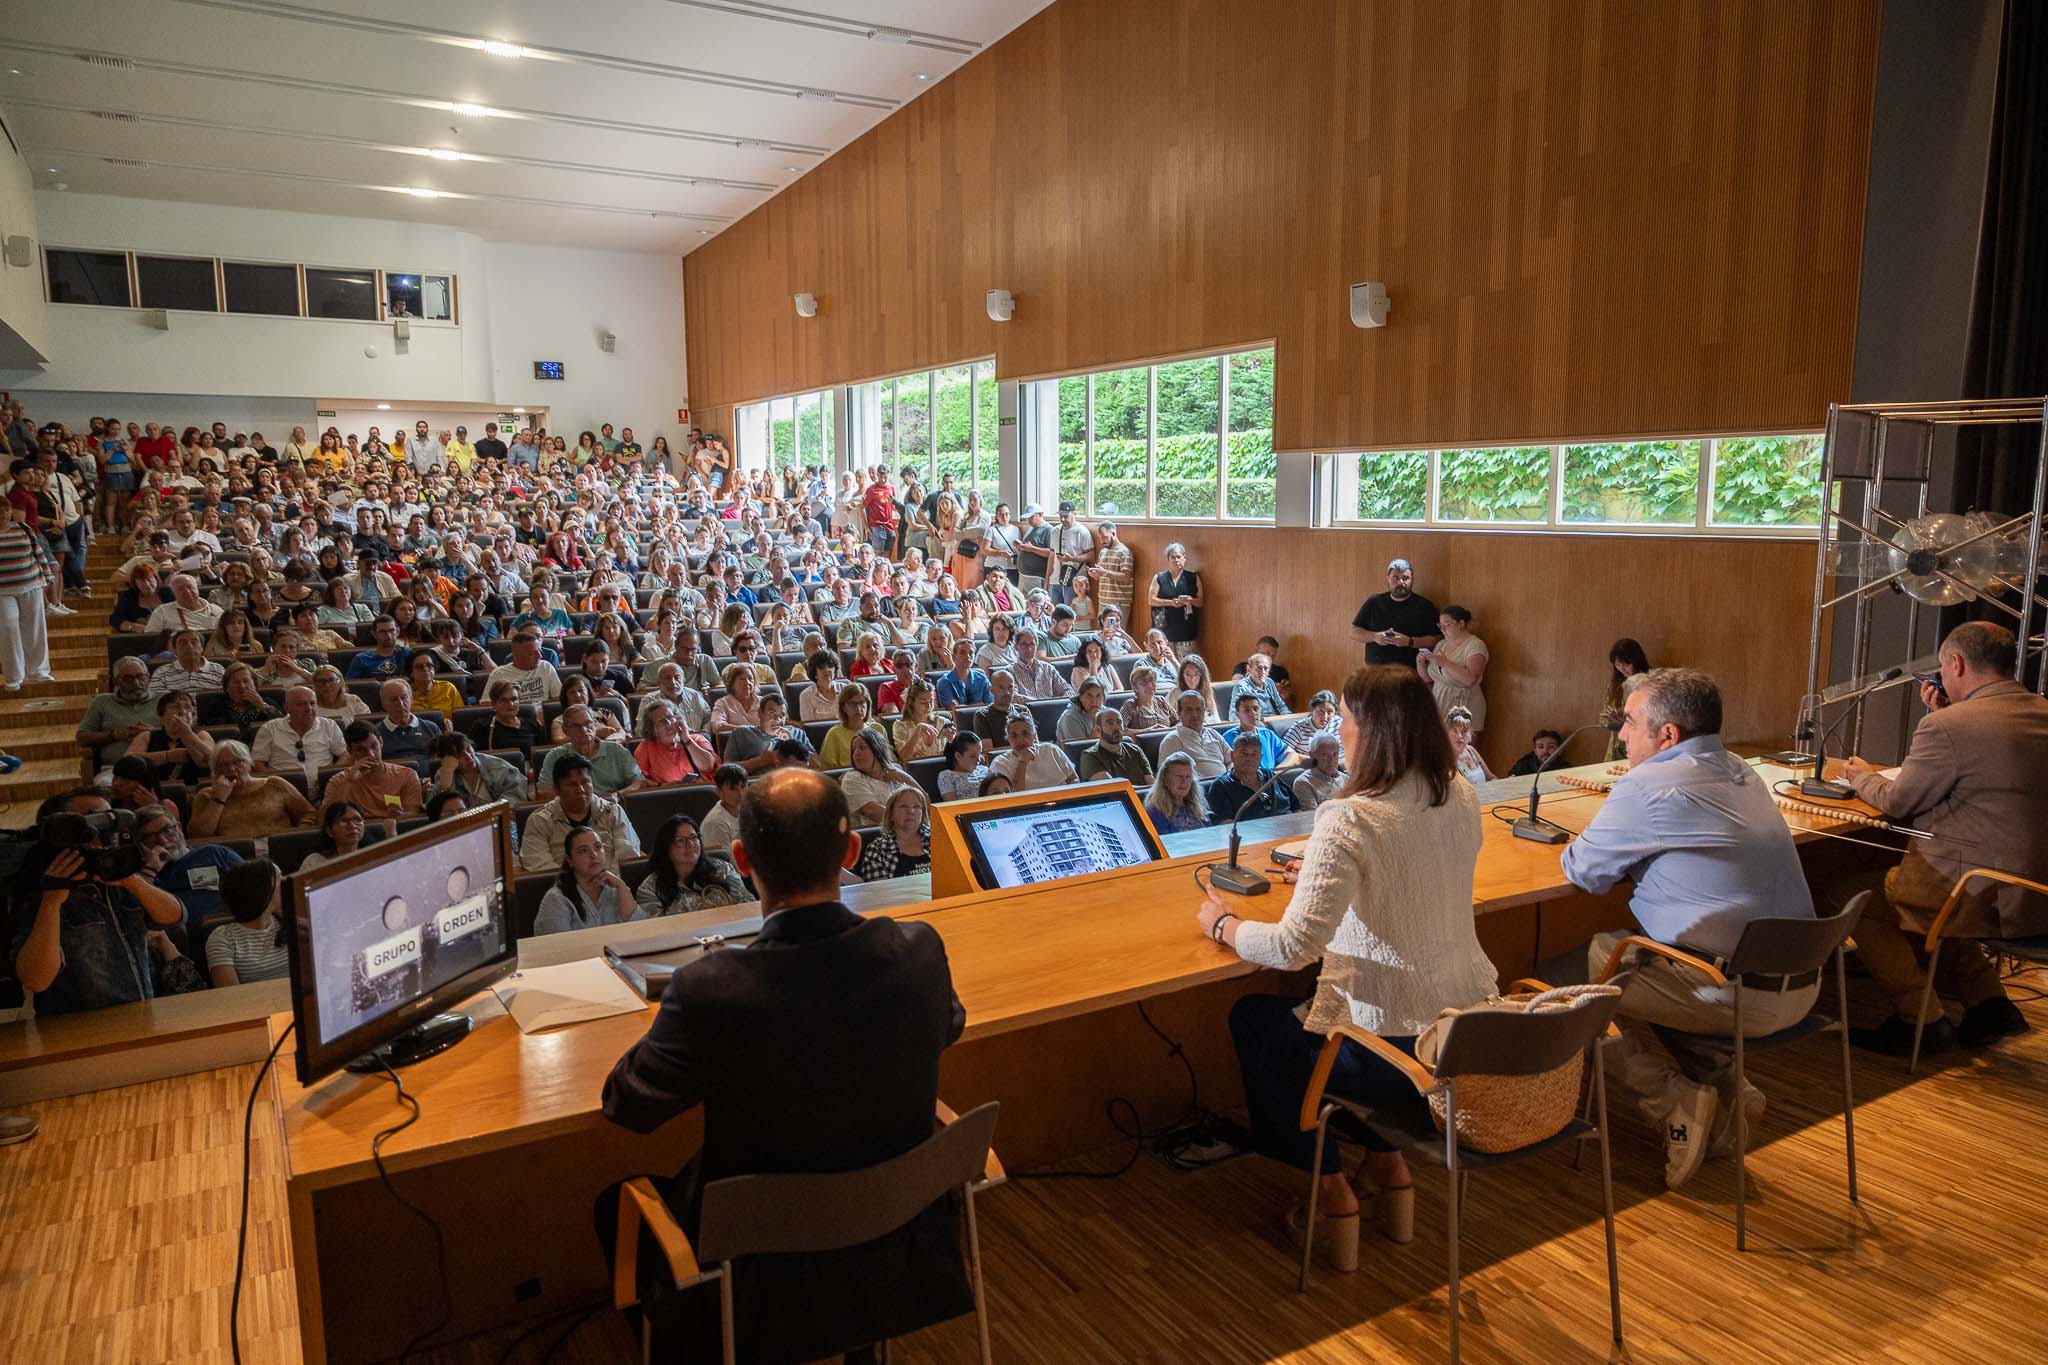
[[1349, 557, 1440, 668], [473, 422, 508, 463]]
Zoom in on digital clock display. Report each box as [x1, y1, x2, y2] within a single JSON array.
[[532, 361, 565, 381]]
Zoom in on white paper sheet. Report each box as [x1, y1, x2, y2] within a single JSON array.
[[490, 957, 647, 1034]]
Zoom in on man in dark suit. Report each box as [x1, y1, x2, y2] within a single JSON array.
[[598, 767, 969, 1364], [1840, 622, 2048, 1054]]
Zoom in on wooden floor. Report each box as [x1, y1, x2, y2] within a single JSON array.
[[7, 977, 2048, 1364]]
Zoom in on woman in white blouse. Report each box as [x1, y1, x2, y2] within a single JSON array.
[[1196, 665, 1497, 1271]]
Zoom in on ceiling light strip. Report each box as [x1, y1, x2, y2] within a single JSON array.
[[0, 40, 830, 156], [8, 95, 780, 192], [25, 146, 734, 223], [661, 0, 980, 55], [164, 0, 900, 109]]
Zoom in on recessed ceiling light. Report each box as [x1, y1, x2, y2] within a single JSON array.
[[867, 28, 911, 45], [512, 406, 526, 413], [478, 40, 526, 59], [425, 148, 464, 161], [404, 187, 441, 198], [8, 69, 22, 76], [695, 229, 711, 236], [449, 102, 493, 118], [46, 167, 59, 173], [914, 73, 929, 81], [377, 403, 391, 410]]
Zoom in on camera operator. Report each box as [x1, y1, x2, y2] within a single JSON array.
[[8, 788, 188, 1016]]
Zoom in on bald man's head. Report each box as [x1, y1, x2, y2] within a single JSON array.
[[734, 767, 855, 901]]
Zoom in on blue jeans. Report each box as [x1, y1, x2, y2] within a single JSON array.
[[1230, 993, 1419, 1172], [62, 519, 88, 588]]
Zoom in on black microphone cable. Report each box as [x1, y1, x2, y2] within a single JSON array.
[[230, 1021, 294, 1365]]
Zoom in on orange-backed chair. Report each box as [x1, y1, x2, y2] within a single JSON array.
[[1909, 867, 2048, 1074]]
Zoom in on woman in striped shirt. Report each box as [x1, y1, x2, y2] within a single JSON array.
[[205, 859, 292, 987], [0, 493, 56, 691]]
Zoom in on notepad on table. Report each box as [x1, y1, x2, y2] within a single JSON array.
[[491, 957, 648, 1034]]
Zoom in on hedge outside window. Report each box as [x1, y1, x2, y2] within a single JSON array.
[[973, 360, 999, 490], [1330, 435, 1822, 532], [1052, 347, 1277, 522]]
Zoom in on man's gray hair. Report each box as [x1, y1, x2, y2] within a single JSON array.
[[1623, 667, 1723, 739], [113, 655, 148, 679]]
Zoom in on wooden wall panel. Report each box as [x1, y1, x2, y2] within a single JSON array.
[[1111, 523, 1817, 771], [682, 0, 1879, 451]]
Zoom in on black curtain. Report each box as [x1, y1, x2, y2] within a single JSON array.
[[1954, 0, 2048, 681], [1959, 0, 2048, 503]]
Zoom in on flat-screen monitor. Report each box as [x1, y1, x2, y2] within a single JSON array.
[[956, 785, 1165, 891], [287, 802, 517, 1084]]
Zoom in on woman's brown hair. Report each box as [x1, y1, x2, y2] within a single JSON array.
[[1336, 665, 1455, 807]]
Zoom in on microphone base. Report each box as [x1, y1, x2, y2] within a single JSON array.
[[1798, 778, 1856, 801], [1210, 864, 1272, 896], [1511, 816, 1571, 845]]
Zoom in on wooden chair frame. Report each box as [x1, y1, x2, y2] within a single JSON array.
[[611, 1101, 1003, 1365], [1910, 867, 2048, 1074], [1296, 1007, 1621, 1363]]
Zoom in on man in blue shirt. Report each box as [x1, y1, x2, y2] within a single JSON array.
[[1561, 667, 1816, 1190], [135, 802, 243, 958], [345, 616, 409, 680], [1206, 734, 1293, 825], [935, 639, 992, 709], [1220, 693, 1286, 769]]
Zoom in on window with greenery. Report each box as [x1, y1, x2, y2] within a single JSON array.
[[1351, 452, 1431, 520], [934, 364, 974, 487], [1036, 347, 1276, 522], [1709, 435, 1823, 526], [1561, 441, 1701, 524], [1330, 434, 1821, 532], [973, 360, 999, 490], [1224, 350, 1276, 519], [1437, 446, 1553, 521], [1154, 357, 1221, 518]]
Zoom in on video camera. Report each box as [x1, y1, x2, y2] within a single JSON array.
[[41, 808, 145, 883]]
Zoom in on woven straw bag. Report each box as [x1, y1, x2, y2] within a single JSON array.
[[1412, 983, 1621, 1153]]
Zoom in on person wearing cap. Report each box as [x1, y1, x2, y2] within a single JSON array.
[[1016, 503, 1054, 590], [1350, 557, 1439, 670], [446, 426, 477, 475], [1049, 501, 1097, 603]]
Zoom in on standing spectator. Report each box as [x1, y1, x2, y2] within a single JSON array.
[[1146, 542, 1203, 658], [1349, 557, 1439, 668], [1049, 502, 1097, 602], [1417, 604, 1490, 736], [1015, 504, 1055, 591], [1088, 520, 1135, 627], [862, 468, 901, 557], [37, 445, 89, 599]]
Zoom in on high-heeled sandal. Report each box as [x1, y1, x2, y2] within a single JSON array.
[[1286, 1200, 1361, 1272], [1351, 1175, 1416, 1245]]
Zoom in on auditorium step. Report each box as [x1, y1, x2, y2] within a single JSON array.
[[0, 695, 91, 729], [0, 723, 91, 762], [0, 757, 91, 808]]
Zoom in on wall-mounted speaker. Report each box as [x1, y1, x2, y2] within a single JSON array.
[[2, 235, 31, 268], [599, 331, 617, 353]]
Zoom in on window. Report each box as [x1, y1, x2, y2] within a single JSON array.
[[135, 255, 217, 311], [45, 249, 129, 306], [1056, 375, 1088, 513], [386, 271, 452, 322], [223, 261, 300, 316], [1224, 349, 1275, 519], [305, 267, 378, 320], [1327, 434, 1822, 533], [934, 364, 974, 487], [736, 387, 836, 473], [1089, 366, 1149, 518], [894, 372, 932, 475], [1026, 347, 1275, 522], [1709, 435, 1824, 527], [973, 360, 999, 491]]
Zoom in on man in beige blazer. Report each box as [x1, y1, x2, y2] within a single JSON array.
[[1841, 622, 2048, 1054]]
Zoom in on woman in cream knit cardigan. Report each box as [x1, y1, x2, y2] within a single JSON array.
[[1196, 665, 1497, 1269]]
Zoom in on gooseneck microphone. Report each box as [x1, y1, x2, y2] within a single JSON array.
[[1210, 768, 1288, 896], [1799, 666, 1904, 799], [1510, 721, 1622, 845]]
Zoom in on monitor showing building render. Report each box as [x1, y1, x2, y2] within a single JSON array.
[[957, 787, 1164, 890]]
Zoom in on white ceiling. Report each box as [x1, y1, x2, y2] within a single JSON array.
[[0, 0, 1050, 253]]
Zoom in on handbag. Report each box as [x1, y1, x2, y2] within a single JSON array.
[[956, 537, 982, 559], [1411, 982, 1619, 1152]]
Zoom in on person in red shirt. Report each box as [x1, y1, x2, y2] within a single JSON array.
[[6, 461, 41, 532], [133, 423, 176, 471], [861, 470, 900, 558]]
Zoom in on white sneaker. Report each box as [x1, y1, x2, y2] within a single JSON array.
[[2, 680, 19, 692], [47, 603, 76, 616], [1663, 1082, 1719, 1189], [1709, 1084, 1766, 1159]]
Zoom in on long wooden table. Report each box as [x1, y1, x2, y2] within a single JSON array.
[[270, 761, 1889, 1363]]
